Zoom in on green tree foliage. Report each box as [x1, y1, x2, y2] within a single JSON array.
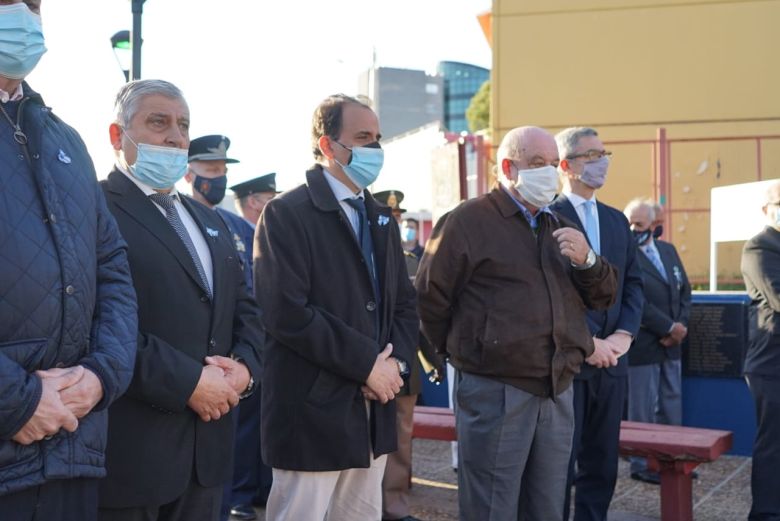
[[466, 80, 490, 133]]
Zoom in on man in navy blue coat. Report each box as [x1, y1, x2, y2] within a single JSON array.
[[0, 3, 137, 520], [224, 173, 280, 521], [550, 127, 644, 521]]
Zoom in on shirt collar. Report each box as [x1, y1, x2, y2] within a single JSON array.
[[117, 162, 181, 199], [322, 168, 363, 202], [563, 189, 597, 208], [500, 185, 556, 227], [0, 83, 24, 104]]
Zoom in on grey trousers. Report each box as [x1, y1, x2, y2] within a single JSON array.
[[456, 372, 574, 521], [627, 358, 682, 472]]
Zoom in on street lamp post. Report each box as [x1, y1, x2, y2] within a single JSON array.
[[131, 0, 146, 80], [110, 30, 131, 82]]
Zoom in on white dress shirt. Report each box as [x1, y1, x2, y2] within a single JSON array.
[[0, 83, 24, 104], [323, 168, 363, 236], [118, 165, 214, 293]]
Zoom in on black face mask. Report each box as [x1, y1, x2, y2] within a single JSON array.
[[194, 175, 227, 205], [652, 225, 663, 239], [632, 229, 652, 246]]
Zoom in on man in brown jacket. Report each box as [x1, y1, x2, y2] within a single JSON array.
[[416, 126, 617, 521]]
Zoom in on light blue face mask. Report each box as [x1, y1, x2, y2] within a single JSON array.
[[0, 4, 47, 80], [123, 132, 189, 190], [334, 141, 384, 190], [402, 226, 416, 242]]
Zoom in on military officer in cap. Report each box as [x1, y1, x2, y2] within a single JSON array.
[[374, 189, 443, 521], [185, 134, 239, 208], [226, 173, 280, 521], [375, 190, 424, 259]]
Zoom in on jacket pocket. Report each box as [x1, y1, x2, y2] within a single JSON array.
[[0, 439, 41, 483], [305, 370, 356, 407], [0, 338, 48, 372]]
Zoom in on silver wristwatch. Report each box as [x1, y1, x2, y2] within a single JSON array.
[[572, 248, 597, 270]]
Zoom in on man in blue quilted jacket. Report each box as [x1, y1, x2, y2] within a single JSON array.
[[0, 2, 138, 520]]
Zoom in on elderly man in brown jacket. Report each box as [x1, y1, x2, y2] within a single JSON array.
[[416, 126, 617, 521]]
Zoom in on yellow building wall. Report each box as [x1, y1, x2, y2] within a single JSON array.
[[492, 0, 780, 285]]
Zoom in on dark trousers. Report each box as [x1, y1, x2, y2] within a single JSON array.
[[564, 372, 627, 521], [98, 477, 221, 521], [220, 384, 272, 521], [746, 374, 780, 521], [0, 478, 98, 521]]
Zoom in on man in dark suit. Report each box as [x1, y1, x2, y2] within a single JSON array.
[[97, 79, 263, 521], [254, 94, 418, 521], [224, 174, 280, 521], [741, 180, 780, 521], [551, 127, 644, 521], [624, 198, 691, 484]]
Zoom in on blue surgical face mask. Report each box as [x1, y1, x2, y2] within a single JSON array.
[[0, 4, 47, 80], [334, 140, 384, 190], [123, 132, 189, 190], [402, 226, 416, 242]]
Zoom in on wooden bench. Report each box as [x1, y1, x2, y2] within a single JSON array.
[[412, 406, 733, 521], [619, 420, 733, 521]]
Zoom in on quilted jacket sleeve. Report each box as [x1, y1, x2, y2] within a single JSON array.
[[78, 183, 138, 411]]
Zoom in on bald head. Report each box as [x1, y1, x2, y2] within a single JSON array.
[[497, 126, 558, 171]]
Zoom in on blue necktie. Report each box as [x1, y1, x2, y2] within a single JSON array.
[[583, 200, 600, 255], [645, 245, 668, 281], [345, 198, 379, 295], [149, 193, 212, 297]]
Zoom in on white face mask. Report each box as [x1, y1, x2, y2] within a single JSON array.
[[511, 164, 559, 208]]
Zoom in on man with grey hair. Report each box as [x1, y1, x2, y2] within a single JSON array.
[[741, 180, 780, 520], [551, 127, 644, 521], [416, 126, 617, 520], [624, 197, 690, 484], [98, 79, 264, 521]]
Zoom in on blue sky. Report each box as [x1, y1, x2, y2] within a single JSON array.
[[28, 0, 491, 190]]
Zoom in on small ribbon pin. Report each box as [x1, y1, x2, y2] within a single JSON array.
[[57, 149, 71, 164], [206, 227, 219, 237], [377, 215, 389, 226]]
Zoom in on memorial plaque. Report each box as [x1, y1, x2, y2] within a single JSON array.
[[683, 298, 749, 378]]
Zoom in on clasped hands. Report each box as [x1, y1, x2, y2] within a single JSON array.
[[586, 332, 632, 368], [361, 343, 404, 404], [13, 364, 104, 446], [186, 355, 250, 423], [660, 322, 688, 347]]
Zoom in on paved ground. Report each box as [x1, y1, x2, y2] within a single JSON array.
[[241, 439, 752, 520]]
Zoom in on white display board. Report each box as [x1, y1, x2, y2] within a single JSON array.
[[710, 179, 779, 290]]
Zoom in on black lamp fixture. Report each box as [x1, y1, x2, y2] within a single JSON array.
[[110, 30, 131, 82]]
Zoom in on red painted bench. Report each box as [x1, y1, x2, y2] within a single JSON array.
[[412, 406, 733, 521], [619, 420, 733, 521]]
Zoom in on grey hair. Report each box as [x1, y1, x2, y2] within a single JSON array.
[[113, 79, 186, 127], [624, 197, 656, 222], [555, 127, 599, 160]]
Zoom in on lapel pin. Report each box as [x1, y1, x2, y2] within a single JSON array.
[[57, 149, 71, 164], [206, 227, 219, 238], [377, 215, 389, 226]]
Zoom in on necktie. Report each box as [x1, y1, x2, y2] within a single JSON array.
[[645, 245, 668, 281], [148, 193, 212, 297], [345, 198, 378, 291], [583, 200, 600, 255]]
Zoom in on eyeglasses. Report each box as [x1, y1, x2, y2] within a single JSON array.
[[567, 150, 613, 162]]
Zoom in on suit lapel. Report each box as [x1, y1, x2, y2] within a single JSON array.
[[107, 170, 212, 298], [596, 201, 610, 259], [639, 248, 670, 286], [365, 193, 391, 298]]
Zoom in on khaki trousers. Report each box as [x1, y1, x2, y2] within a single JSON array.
[[381, 393, 417, 519], [265, 454, 387, 521]]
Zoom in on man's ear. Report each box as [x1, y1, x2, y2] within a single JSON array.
[[184, 170, 195, 183], [318, 135, 334, 160], [108, 123, 123, 152], [559, 158, 571, 173], [500, 158, 514, 181]]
